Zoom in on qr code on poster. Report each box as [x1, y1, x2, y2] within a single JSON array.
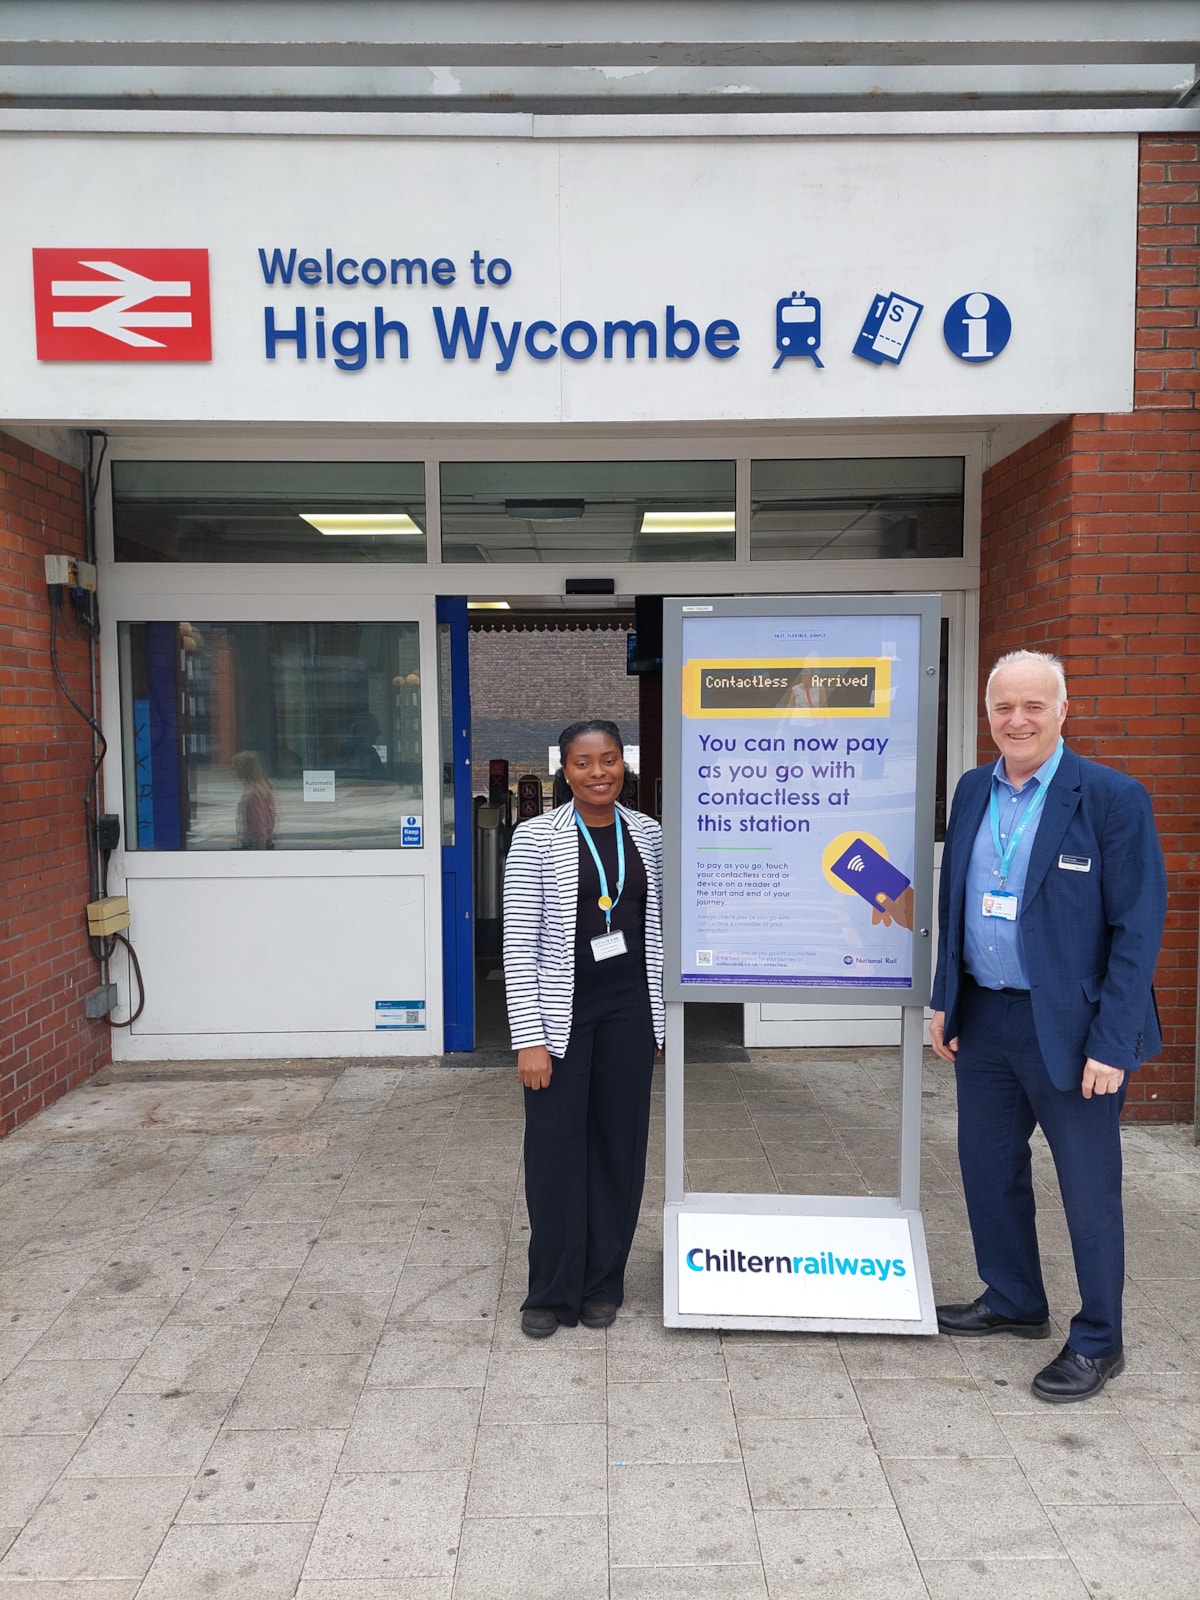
[[695, 949, 714, 967]]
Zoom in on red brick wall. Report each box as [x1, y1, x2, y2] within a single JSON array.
[[979, 136, 1199, 1121], [0, 431, 111, 1134]]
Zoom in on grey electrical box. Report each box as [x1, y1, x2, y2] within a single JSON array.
[[84, 984, 118, 1019]]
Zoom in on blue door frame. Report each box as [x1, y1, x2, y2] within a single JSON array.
[[437, 597, 475, 1050]]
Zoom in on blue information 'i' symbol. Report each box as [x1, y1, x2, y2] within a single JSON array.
[[943, 292, 1011, 362]]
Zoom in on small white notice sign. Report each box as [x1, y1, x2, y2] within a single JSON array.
[[303, 770, 336, 803], [676, 1211, 922, 1321]]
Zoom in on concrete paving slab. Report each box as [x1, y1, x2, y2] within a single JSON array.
[[0, 1474, 187, 1582], [0, 1359, 132, 1437], [1046, 1502, 1200, 1600], [30, 1079, 333, 1139], [853, 1373, 1013, 1457], [884, 1454, 1062, 1559], [0, 1432, 81, 1523], [226, 1352, 370, 1431], [466, 1421, 606, 1518], [137, 1520, 315, 1598], [610, 1564, 768, 1599], [609, 1380, 741, 1465], [920, 1556, 1089, 1599], [25, 1296, 176, 1364], [739, 1416, 892, 1510], [178, 1427, 345, 1524], [390, 1263, 504, 1322], [609, 1461, 759, 1567], [755, 1504, 927, 1599], [340, 1385, 483, 1473], [64, 1388, 233, 1478], [296, 1581, 451, 1600], [302, 1470, 468, 1581], [174, 1266, 299, 1323], [263, 1289, 392, 1356], [998, 1409, 1181, 1505], [204, 1220, 321, 1273], [366, 1318, 493, 1390], [724, 1345, 859, 1419], [451, 1512, 608, 1599], [119, 1317, 271, 1395], [604, 1318, 726, 1385], [290, 1240, 410, 1297], [318, 1200, 423, 1245]]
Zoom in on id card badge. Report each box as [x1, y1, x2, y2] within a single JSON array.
[[981, 891, 1018, 921], [591, 930, 628, 962]]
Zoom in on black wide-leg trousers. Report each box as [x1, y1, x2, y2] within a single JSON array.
[[521, 964, 656, 1325]]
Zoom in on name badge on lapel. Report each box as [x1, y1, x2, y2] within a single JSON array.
[[1058, 855, 1092, 872]]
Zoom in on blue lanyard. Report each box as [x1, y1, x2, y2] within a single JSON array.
[[574, 810, 625, 933], [988, 739, 1063, 886]]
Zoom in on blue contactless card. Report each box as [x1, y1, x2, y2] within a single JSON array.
[[830, 838, 912, 908]]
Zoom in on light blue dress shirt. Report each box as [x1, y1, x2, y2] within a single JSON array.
[[963, 742, 1063, 991]]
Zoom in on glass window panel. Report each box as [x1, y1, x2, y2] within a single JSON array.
[[440, 460, 735, 564], [112, 460, 426, 563], [750, 457, 964, 561], [437, 621, 455, 848], [119, 621, 423, 850]]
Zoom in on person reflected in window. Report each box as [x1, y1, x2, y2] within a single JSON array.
[[233, 750, 276, 850], [339, 712, 386, 778], [503, 720, 664, 1339]]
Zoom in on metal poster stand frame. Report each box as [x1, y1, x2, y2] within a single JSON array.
[[662, 595, 942, 1335]]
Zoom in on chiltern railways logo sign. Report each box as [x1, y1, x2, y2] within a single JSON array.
[[32, 249, 211, 361]]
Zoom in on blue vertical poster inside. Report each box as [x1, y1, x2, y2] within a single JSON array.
[[678, 611, 922, 989]]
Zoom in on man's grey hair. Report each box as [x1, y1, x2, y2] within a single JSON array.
[[985, 649, 1068, 709]]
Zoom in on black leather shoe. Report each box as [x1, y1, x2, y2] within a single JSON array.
[[520, 1308, 559, 1339], [1032, 1342, 1125, 1403], [580, 1300, 617, 1329], [936, 1295, 1052, 1339]]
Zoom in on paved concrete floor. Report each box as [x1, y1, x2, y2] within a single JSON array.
[[0, 1051, 1197, 1599]]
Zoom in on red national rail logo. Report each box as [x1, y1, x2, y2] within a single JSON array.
[[32, 248, 212, 361]]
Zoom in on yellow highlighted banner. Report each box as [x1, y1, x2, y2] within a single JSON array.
[[682, 657, 892, 720]]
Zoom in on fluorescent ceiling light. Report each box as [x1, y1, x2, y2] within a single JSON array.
[[300, 513, 423, 536], [467, 600, 511, 610], [504, 499, 586, 520], [639, 511, 736, 535]]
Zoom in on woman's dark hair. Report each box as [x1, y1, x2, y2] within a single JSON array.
[[557, 719, 623, 766]]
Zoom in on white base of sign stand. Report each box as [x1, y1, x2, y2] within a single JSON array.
[[662, 1001, 938, 1336], [663, 1193, 937, 1334]]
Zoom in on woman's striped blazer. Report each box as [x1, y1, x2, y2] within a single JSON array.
[[502, 800, 665, 1058]]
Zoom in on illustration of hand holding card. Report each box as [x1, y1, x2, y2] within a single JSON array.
[[830, 838, 914, 930]]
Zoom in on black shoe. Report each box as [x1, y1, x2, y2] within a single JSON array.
[[1032, 1342, 1125, 1403], [936, 1295, 1052, 1339], [520, 1308, 559, 1339], [580, 1300, 617, 1329]]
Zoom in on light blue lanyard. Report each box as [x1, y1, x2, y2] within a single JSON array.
[[988, 739, 1063, 886], [574, 810, 625, 933]]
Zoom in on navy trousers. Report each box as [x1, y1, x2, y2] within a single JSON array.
[[521, 962, 656, 1325], [955, 981, 1127, 1358]]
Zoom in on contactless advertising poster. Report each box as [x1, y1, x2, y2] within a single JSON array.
[[669, 602, 936, 1000]]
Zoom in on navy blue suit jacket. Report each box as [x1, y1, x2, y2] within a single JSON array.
[[932, 746, 1166, 1090]]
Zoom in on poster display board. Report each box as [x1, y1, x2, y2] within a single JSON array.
[[665, 597, 940, 1005], [662, 597, 941, 1334]]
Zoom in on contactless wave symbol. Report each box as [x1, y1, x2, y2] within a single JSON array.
[[845, 853, 867, 873]]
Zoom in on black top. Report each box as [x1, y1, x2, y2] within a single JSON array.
[[573, 814, 647, 978]]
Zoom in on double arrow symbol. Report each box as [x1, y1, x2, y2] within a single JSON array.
[[50, 260, 193, 348]]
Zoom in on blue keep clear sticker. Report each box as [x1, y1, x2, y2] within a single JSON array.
[[401, 814, 423, 847], [376, 1000, 426, 1030]]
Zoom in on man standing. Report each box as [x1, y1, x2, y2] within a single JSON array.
[[931, 650, 1166, 1402]]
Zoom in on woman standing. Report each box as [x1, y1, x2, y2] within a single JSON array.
[[503, 720, 664, 1338]]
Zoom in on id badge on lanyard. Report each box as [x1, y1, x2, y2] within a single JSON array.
[[981, 891, 1018, 921], [575, 810, 628, 962]]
